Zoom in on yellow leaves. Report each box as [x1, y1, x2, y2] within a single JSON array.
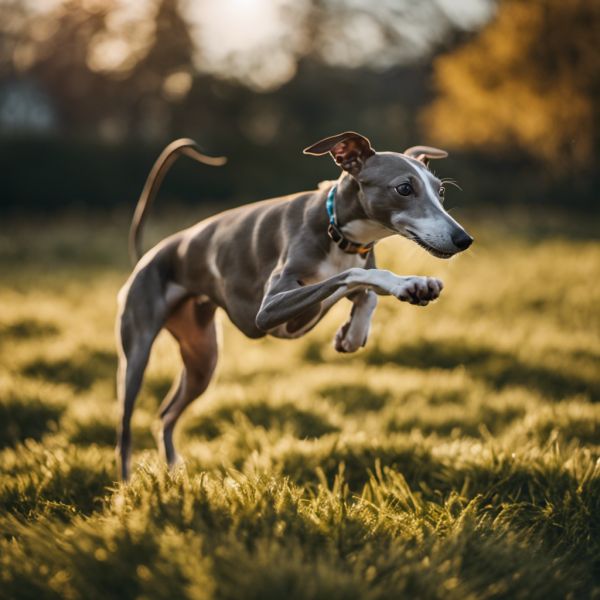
[[422, 0, 600, 170]]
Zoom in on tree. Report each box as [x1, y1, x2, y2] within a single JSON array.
[[13, 0, 197, 140], [421, 0, 600, 171]]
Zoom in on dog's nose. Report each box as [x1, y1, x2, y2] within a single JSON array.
[[452, 231, 473, 250]]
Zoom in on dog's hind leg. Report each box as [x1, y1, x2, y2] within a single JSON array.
[[116, 264, 171, 480], [333, 289, 378, 353], [158, 296, 219, 469]]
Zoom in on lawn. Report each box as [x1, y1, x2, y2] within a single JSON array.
[[1, 207, 599, 599]]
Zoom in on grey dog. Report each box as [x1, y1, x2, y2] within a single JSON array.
[[116, 132, 473, 480]]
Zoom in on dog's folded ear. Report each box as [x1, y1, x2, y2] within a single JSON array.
[[304, 132, 375, 176], [404, 146, 448, 164]]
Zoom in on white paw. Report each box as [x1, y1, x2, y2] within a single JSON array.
[[334, 319, 365, 353], [390, 276, 443, 306]]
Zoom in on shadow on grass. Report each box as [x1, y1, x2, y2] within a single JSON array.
[[318, 383, 390, 413], [145, 377, 174, 407], [1, 319, 60, 340], [302, 339, 325, 364], [0, 443, 116, 519], [386, 403, 526, 438], [65, 418, 118, 447], [63, 412, 156, 450], [22, 350, 117, 390], [364, 341, 599, 402], [0, 398, 64, 448], [184, 400, 339, 441]]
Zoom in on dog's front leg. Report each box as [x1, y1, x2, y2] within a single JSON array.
[[334, 290, 378, 353], [255, 267, 443, 332]]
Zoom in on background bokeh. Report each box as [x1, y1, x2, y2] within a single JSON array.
[[1, 0, 599, 215]]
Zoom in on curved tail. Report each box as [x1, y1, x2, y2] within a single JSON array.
[[129, 138, 227, 266]]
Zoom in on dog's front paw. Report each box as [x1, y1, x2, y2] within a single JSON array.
[[334, 319, 364, 353], [391, 276, 443, 306]]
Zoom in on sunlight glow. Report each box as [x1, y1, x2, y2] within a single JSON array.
[[183, 0, 299, 90], [162, 71, 193, 101], [87, 36, 135, 73], [186, 0, 290, 57], [22, 0, 495, 89]]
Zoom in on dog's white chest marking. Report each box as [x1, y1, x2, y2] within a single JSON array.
[[268, 245, 364, 340], [312, 244, 364, 284]]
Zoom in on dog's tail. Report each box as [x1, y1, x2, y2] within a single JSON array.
[[129, 139, 227, 267]]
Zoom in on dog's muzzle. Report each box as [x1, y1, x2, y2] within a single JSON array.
[[405, 229, 461, 259]]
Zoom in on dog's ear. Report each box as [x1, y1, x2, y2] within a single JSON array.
[[404, 146, 448, 164], [304, 132, 375, 176]]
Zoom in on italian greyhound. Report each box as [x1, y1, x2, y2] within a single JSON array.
[[116, 132, 473, 480]]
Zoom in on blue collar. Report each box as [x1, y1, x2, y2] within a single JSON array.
[[325, 184, 338, 226], [325, 184, 374, 255]]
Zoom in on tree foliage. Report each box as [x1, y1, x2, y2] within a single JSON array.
[[10, 0, 196, 138], [422, 0, 600, 170]]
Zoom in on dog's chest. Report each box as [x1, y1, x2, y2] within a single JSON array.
[[307, 244, 364, 284]]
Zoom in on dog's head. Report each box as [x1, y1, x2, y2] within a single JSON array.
[[304, 132, 472, 258]]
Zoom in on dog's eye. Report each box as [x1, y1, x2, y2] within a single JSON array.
[[395, 183, 413, 196], [439, 187, 445, 200]]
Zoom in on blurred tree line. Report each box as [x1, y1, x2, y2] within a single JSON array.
[[0, 0, 598, 215], [425, 0, 600, 171]]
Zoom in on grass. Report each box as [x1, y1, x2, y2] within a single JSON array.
[[1, 208, 600, 599]]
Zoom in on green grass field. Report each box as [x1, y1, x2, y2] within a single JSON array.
[[1, 208, 600, 599]]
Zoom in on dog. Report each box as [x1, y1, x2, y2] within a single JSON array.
[[116, 132, 473, 480]]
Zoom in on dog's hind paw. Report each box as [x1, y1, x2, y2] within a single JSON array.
[[334, 319, 365, 353]]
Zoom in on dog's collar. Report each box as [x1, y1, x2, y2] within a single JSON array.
[[326, 185, 374, 255]]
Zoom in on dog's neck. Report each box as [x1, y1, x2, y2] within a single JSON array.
[[333, 174, 394, 246]]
